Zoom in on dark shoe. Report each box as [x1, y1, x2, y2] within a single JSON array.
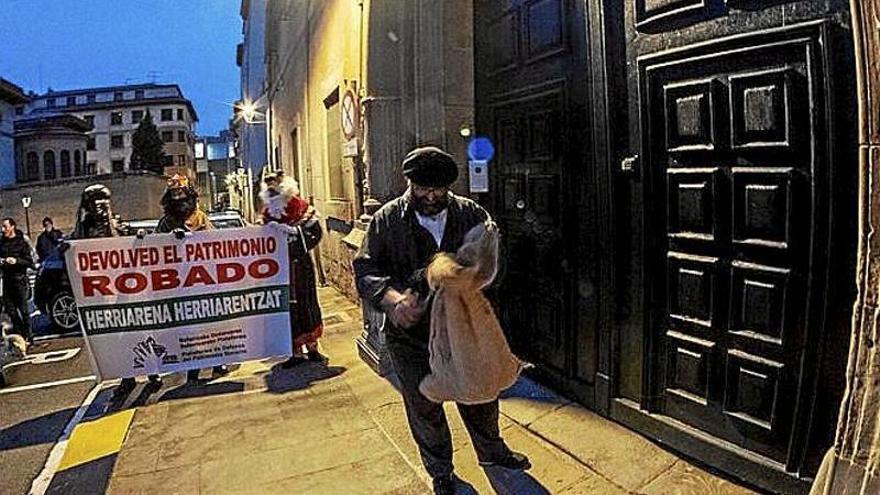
[[114, 377, 136, 398], [479, 452, 531, 471], [432, 474, 456, 495], [147, 374, 162, 385], [281, 356, 308, 369], [212, 365, 230, 377], [186, 369, 201, 382], [306, 350, 327, 363]]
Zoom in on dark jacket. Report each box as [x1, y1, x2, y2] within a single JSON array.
[[353, 192, 489, 342], [0, 230, 35, 280], [36, 228, 64, 261]]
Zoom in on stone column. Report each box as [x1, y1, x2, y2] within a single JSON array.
[[811, 2, 880, 493]]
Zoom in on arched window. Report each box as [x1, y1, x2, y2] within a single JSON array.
[[25, 152, 39, 182], [60, 150, 71, 178], [43, 150, 56, 180], [74, 150, 82, 176]]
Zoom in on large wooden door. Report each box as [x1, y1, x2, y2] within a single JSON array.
[[474, 0, 599, 399], [612, 1, 856, 489]]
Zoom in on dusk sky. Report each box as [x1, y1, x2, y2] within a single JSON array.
[[0, 0, 241, 135]]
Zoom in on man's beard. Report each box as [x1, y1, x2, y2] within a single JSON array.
[[413, 195, 449, 216], [83, 211, 112, 237], [165, 195, 197, 219]]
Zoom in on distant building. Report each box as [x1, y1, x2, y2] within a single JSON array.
[[14, 114, 93, 183], [24, 83, 198, 176], [0, 78, 29, 186], [236, 0, 268, 175], [195, 130, 238, 210]]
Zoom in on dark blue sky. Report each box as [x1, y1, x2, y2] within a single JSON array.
[[0, 0, 241, 136]]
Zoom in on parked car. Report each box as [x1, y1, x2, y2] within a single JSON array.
[[208, 211, 247, 229], [119, 218, 160, 237], [33, 247, 78, 331]]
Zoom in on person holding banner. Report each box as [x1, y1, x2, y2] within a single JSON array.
[[154, 174, 229, 382], [260, 171, 326, 367], [353, 147, 530, 495]]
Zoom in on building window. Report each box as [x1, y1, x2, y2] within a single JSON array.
[[161, 109, 173, 121], [161, 131, 174, 143], [43, 150, 56, 180], [87, 94, 96, 104], [112, 159, 125, 172], [177, 108, 184, 121], [86, 162, 97, 175], [194, 142, 205, 159], [131, 110, 144, 124], [177, 155, 186, 166], [83, 115, 95, 126], [114, 91, 123, 101], [66, 96, 76, 107], [47, 98, 56, 108], [25, 152, 39, 182], [110, 112, 123, 125], [87, 136, 96, 151], [162, 155, 174, 166], [178, 131, 186, 142], [60, 150, 71, 177], [74, 150, 82, 176], [110, 134, 124, 149], [135, 89, 144, 99], [325, 90, 345, 200], [15, 106, 23, 116]]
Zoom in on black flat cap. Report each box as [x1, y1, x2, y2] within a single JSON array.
[[401, 146, 458, 187]]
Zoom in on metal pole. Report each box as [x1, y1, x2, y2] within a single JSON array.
[[24, 207, 30, 239]]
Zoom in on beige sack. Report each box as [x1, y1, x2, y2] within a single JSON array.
[[419, 221, 521, 404]]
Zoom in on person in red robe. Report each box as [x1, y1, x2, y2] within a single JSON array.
[[261, 171, 325, 367]]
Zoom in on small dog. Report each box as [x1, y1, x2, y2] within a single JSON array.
[[0, 313, 28, 364]]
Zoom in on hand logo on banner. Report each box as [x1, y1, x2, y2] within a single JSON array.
[[132, 336, 167, 370]]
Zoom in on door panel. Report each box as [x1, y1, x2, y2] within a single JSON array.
[[475, 0, 597, 391], [640, 21, 831, 464]]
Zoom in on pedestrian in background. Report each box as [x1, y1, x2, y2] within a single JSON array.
[[0, 217, 35, 346], [353, 146, 530, 495], [35, 217, 64, 263], [260, 170, 326, 367]]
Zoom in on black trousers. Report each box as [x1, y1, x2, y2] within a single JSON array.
[[386, 330, 511, 478], [3, 278, 31, 343]]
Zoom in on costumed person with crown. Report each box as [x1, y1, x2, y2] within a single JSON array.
[[155, 174, 229, 382], [260, 171, 326, 367]]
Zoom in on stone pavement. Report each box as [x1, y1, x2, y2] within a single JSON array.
[[105, 287, 760, 494]]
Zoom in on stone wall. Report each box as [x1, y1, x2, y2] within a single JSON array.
[[319, 227, 361, 302], [0, 172, 167, 235], [811, 1, 880, 493]]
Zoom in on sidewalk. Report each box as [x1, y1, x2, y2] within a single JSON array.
[[103, 287, 758, 494]]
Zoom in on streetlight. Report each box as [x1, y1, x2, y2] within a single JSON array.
[[21, 196, 31, 238]]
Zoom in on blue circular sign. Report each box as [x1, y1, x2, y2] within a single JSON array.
[[467, 137, 495, 162]]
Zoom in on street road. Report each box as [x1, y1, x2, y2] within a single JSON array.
[[0, 317, 97, 495]]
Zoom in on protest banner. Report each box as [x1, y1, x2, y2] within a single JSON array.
[[64, 226, 291, 380]]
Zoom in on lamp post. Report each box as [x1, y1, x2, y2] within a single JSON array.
[[21, 196, 31, 238]]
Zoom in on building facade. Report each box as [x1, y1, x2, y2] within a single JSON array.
[[195, 130, 240, 211], [13, 115, 93, 184], [0, 78, 29, 186], [263, 0, 474, 301], [23, 83, 198, 175], [236, 0, 268, 175]]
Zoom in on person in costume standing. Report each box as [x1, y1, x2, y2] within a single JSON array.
[[260, 171, 325, 367], [155, 174, 228, 382]]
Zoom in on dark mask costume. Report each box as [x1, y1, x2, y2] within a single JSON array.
[[72, 184, 117, 239]]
